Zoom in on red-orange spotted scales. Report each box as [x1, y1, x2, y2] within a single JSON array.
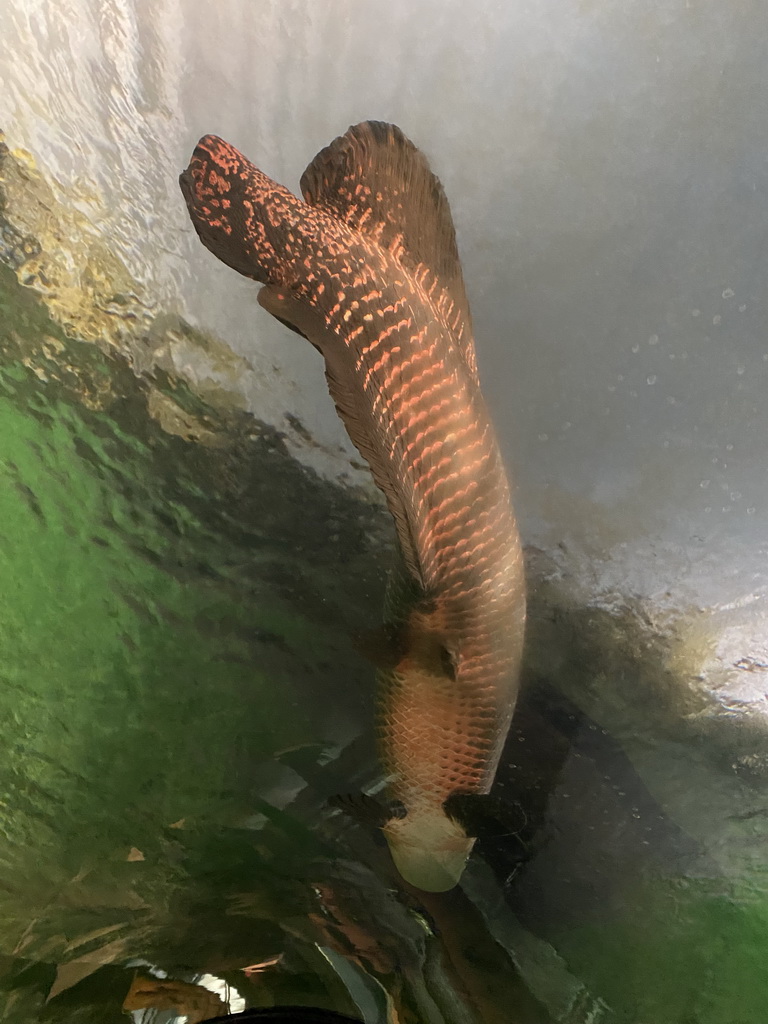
[[180, 122, 526, 891]]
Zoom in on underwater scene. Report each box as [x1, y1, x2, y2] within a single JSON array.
[[1, 1, 767, 1022]]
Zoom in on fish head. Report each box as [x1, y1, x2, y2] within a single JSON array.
[[179, 135, 313, 288], [383, 809, 476, 892]]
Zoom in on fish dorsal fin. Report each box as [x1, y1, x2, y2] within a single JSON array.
[[300, 121, 479, 383], [258, 284, 423, 585]]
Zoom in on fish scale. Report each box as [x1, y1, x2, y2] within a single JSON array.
[[180, 122, 525, 891]]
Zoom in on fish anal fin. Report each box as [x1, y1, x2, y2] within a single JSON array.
[[299, 121, 479, 383], [258, 285, 423, 584]]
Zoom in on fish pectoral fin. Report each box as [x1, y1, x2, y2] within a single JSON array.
[[258, 285, 321, 347], [407, 640, 456, 682], [443, 790, 527, 841], [259, 305, 310, 343], [402, 598, 459, 682], [329, 792, 406, 828]]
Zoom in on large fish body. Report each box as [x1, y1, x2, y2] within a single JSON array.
[[180, 122, 526, 891]]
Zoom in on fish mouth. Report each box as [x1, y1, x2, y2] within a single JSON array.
[[178, 165, 196, 210], [178, 134, 265, 280], [178, 135, 227, 212]]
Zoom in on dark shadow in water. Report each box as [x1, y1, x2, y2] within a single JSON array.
[[481, 676, 709, 936]]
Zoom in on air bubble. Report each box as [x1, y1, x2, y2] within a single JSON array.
[[648, 333, 659, 345]]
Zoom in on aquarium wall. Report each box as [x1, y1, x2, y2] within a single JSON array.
[[0, 1, 767, 1022]]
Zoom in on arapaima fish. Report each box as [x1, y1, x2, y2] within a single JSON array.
[[180, 122, 526, 891]]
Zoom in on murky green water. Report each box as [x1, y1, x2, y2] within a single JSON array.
[[0, 260, 391, 1020], [1, 264, 767, 1023]]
